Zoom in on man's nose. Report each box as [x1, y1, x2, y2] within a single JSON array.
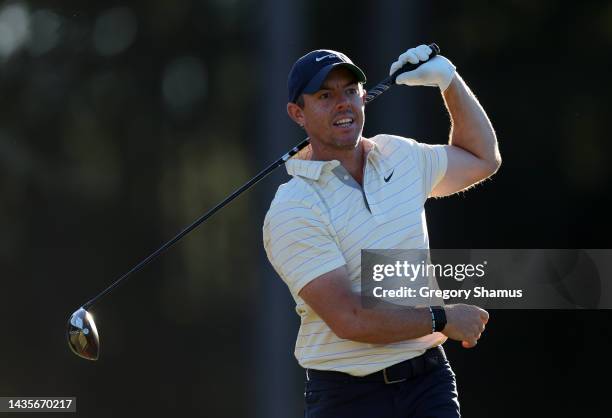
[[334, 93, 351, 110]]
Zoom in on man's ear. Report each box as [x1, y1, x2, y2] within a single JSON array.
[[362, 88, 367, 106], [287, 102, 305, 127]]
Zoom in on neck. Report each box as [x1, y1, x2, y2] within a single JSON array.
[[310, 137, 369, 185]]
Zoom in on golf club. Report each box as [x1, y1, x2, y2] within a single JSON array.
[[67, 43, 441, 360]]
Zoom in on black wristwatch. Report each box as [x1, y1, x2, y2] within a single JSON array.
[[430, 306, 447, 332]]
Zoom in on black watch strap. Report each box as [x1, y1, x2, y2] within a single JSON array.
[[431, 306, 447, 332]]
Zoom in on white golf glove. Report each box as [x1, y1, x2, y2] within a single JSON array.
[[389, 44, 456, 91]]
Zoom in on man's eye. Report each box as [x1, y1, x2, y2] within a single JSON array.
[[347, 88, 357, 95], [319, 93, 329, 99]]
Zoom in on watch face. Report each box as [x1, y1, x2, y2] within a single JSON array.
[[432, 307, 447, 332]]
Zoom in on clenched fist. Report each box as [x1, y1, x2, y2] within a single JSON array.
[[441, 304, 489, 348], [390, 44, 456, 91]]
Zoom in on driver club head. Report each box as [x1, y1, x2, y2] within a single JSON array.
[[67, 307, 99, 361]]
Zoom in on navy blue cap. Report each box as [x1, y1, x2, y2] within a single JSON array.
[[287, 49, 367, 103]]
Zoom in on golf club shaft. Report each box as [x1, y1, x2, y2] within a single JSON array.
[[81, 43, 440, 310]]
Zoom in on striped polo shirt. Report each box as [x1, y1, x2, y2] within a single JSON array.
[[262, 134, 448, 377]]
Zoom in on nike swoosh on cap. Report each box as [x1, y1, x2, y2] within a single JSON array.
[[315, 54, 335, 62]]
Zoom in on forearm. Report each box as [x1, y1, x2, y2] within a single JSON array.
[[299, 267, 439, 344], [337, 296, 434, 344], [299, 267, 487, 346], [442, 74, 500, 169]]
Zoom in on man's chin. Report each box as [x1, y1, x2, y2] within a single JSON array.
[[333, 133, 361, 149]]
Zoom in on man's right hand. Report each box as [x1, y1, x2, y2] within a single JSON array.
[[442, 304, 489, 348]]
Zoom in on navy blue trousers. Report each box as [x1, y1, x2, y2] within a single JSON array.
[[304, 356, 460, 418]]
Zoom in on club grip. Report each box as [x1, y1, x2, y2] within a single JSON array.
[[389, 43, 440, 83], [364, 43, 440, 104]]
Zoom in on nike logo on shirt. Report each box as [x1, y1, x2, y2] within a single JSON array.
[[384, 170, 394, 183]]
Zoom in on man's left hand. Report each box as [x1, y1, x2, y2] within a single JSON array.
[[390, 44, 456, 91]]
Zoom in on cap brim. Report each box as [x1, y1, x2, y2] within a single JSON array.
[[301, 63, 367, 95]]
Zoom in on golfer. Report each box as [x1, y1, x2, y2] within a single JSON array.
[[263, 44, 500, 418]]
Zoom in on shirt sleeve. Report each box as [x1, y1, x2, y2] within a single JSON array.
[[406, 139, 448, 198], [263, 201, 346, 296]]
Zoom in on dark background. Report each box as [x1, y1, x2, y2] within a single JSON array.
[[1, 0, 611, 416]]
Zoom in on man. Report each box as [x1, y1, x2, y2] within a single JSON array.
[[263, 45, 500, 418]]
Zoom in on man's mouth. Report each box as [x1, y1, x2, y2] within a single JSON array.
[[333, 117, 354, 128]]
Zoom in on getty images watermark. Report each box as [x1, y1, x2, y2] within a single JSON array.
[[361, 249, 612, 309], [370, 259, 522, 300]]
